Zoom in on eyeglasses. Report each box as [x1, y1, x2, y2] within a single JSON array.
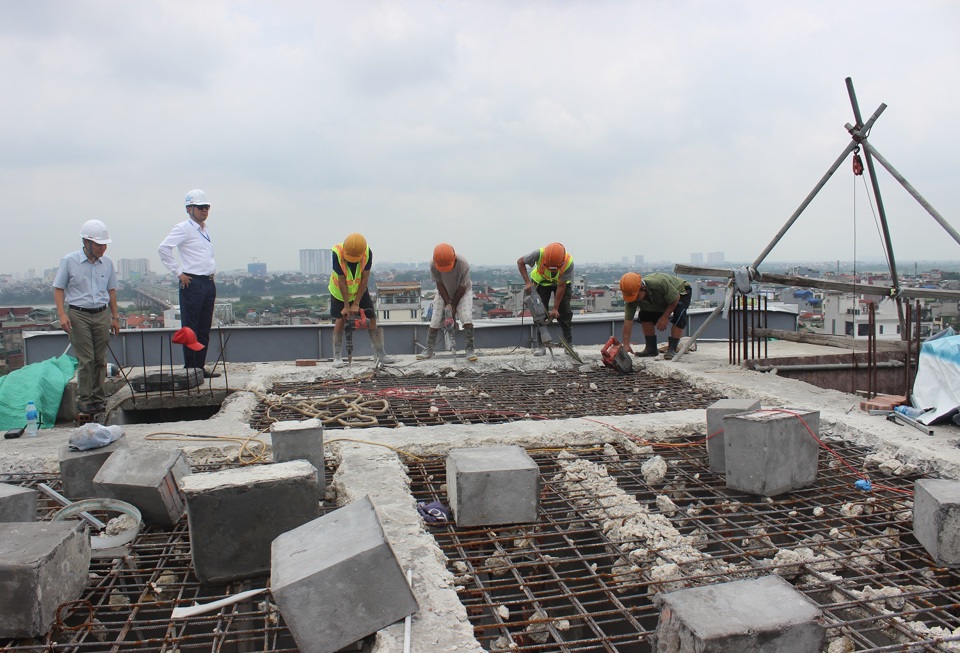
[[192, 205, 210, 210]]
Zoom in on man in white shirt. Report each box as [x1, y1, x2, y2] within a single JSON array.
[[158, 189, 219, 377]]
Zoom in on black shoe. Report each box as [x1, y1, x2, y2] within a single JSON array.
[[203, 369, 221, 378]]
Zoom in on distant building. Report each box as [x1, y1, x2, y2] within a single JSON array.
[[690, 252, 704, 265], [248, 262, 267, 277], [634, 255, 644, 266], [374, 281, 422, 322], [118, 258, 151, 281], [300, 249, 332, 276], [707, 251, 725, 265]]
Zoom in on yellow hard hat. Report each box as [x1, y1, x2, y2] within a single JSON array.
[[343, 233, 367, 263]]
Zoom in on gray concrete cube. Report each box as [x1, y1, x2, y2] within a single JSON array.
[[270, 418, 325, 488], [58, 434, 128, 499], [271, 495, 417, 653], [914, 479, 960, 567], [182, 460, 321, 584], [0, 483, 37, 522], [653, 575, 825, 652], [446, 445, 539, 527], [724, 408, 819, 497], [93, 447, 191, 528], [706, 399, 761, 473], [0, 521, 91, 638]]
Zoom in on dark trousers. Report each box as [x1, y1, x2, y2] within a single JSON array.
[[179, 276, 216, 368], [537, 282, 573, 343]]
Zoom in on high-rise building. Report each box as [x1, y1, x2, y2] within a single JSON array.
[[690, 252, 704, 265], [118, 258, 151, 281], [634, 255, 644, 266], [707, 251, 725, 265], [248, 262, 267, 277], [300, 249, 332, 276]]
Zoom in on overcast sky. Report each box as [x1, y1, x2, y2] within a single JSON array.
[[3, 1, 958, 277]]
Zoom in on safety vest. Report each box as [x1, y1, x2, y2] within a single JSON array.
[[529, 248, 573, 286], [328, 244, 370, 301]]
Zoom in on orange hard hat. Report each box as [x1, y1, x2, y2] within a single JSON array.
[[543, 242, 567, 269], [620, 272, 643, 302], [433, 243, 456, 272], [342, 233, 367, 263]]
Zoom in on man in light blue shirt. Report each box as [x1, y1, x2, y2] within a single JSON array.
[[53, 219, 119, 416]]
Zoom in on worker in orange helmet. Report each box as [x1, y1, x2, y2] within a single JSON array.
[[620, 272, 692, 360], [517, 242, 574, 355], [328, 233, 395, 366], [417, 243, 477, 362]]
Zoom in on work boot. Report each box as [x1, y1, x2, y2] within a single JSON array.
[[371, 328, 396, 364], [464, 326, 478, 362], [417, 328, 439, 360], [663, 336, 680, 361], [634, 335, 659, 357]]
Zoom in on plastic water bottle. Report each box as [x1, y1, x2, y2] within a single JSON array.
[[25, 401, 39, 437], [894, 405, 924, 420]]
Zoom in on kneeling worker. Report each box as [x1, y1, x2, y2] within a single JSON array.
[[620, 272, 692, 360]]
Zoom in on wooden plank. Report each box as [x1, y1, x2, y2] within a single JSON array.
[[751, 328, 909, 352]]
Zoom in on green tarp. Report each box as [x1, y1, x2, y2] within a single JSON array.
[[0, 355, 77, 430]]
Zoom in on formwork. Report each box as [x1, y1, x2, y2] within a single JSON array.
[[3, 440, 959, 651], [249, 370, 724, 431]]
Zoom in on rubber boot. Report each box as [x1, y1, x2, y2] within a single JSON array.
[[634, 335, 659, 357], [417, 328, 439, 360], [663, 336, 680, 360], [371, 328, 396, 364], [464, 326, 478, 362], [333, 331, 347, 367]]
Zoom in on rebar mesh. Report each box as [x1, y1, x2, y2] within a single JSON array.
[[249, 370, 724, 431], [406, 438, 960, 652]]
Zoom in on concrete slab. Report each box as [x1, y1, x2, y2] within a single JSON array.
[[181, 460, 321, 584], [725, 408, 820, 497], [271, 495, 418, 653], [93, 447, 191, 528], [447, 445, 539, 526], [706, 399, 761, 473], [269, 418, 325, 488], [914, 478, 960, 567], [58, 434, 128, 499], [0, 521, 90, 638], [653, 574, 825, 652], [0, 482, 37, 522]]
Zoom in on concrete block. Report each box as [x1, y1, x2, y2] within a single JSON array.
[[58, 434, 129, 499], [724, 408, 819, 497], [0, 483, 37, 522], [182, 460, 321, 584], [271, 495, 417, 653], [914, 479, 960, 566], [93, 447, 191, 528], [705, 399, 761, 473], [446, 445, 539, 526], [270, 419, 325, 488], [653, 575, 825, 652], [0, 521, 91, 638]]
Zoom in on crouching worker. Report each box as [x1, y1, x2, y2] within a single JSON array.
[[620, 272, 692, 360], [418, 243, 477, 362]]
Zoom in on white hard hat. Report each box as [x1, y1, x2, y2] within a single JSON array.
[[184, 189, 210, 206], [80, 219, 112, 244]]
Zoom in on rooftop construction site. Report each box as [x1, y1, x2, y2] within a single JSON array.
[[4, 79, 960, 653]]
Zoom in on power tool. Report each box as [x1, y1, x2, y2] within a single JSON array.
[[344, 310, 368, 364], [523, 292, 553, 346], [601, 336, 633, 374]]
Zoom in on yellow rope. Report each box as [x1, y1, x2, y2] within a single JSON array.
[[145, 431, 269, 465]]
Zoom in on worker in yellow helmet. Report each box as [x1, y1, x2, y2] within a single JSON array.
[[620, 272, 692, 360], [517, 242, 574, 355], [418, 243, 477, 362], [328, 233, 394, 366]]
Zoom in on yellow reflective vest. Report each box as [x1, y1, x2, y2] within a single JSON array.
[[529, 248, 573, 286], [328, 244, 370, 301]]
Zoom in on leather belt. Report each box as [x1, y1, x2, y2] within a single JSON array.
[[185, 273, 215, 280], [69, 305, 107, 314]]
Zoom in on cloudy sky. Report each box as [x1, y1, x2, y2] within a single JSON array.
[[2, 1, 958, 277]]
